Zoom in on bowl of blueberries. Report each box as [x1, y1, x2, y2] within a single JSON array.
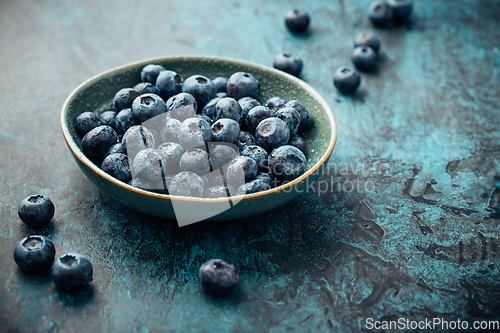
[[61, 55, 337, 224]]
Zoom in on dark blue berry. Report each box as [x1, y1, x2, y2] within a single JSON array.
[[212, 77, 228, 93], [115, 108, 138, 134], [227, 156, 258, 184], [140, 64, 166, 84], [182, 75, 217, 111], [369, 1, 393, 27], [275, 107, 301, 136], [14, 235, 55, 272], [208, 143, 238, 170], [263, 96, 286, 115], [197, 114, 213, 126], [226, 72, 260, 100], [255, 117, 290, 152], [133, 82, 160, 95], [255, 172, 274, 188], [388, 0, 412, 22], [285, 9, 310, 33], [237, 179, 271, 195], [106, 142, 127, 156], [179, 148, 211, 175], [201, 97, 222, 120], [75, 112, 101, 137], [268, 145, 307, 182], [168, 171, 205, 197], [246, 106, 271, 132], [211, 119, 241, 145], [18, 195, 55, 227], [354, 31, 381, 53], [352, 46, 377, 71], [131, 93, 167, 124], [122, 125, 156, 158], [157, 142, 184, 175], [241, 145, 269, 172], [215, 97, 242, 123], [112, 88, 140, 112], [166, 92, 197, 121], [101, 153, 132, 183], [178, 117, 212, 149], [238, 97, 260, 124], [284, 100, 312, 133], [51, 253, 93, 292], [238, 131, 255, 152], [159, 118, 181, 143], [132, 148, 164, 182], [205, 185, 235, 198], [98, 111, 117, 130], [288, 135, 306, 154], [273, 53, 303, 77], [82, 125, 118, 158], [199, 259, 239, 294], [156, 70, 183, 100], [128, 178, 154, 191], [334, 66, 361, 94]]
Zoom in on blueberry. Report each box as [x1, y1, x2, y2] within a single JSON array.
[[273, 53, 303, 77], [157, 142, 184, 175], [140, 64, 166, 84], [178, 117, 212, 149], [226, 72, 260, 100], [369, 0, 393, 27], [133, 82, 161, 95], [168, 171, 205, 197], [255, 172, 274, 188], [115, 108, 138, 134], [182, 75, 217, 111], [241, 145, 269, 172], [388, 0, 412, 22], [18, 195, 55, 228], [112, 88, 140, 112], [128, 178, 154, 191], [333, 66, 361, 94], [238, 131, 255, 152], [179, 148, 211, 175], [159, 118, 181, 143], [98, 111, 117, 130], [205, 185, 235, 198], [14, 235, 55, 272], [132, 148, 164, 182], [131, 93, 167, 124], [199, 259, 239, 294], [106, 142, 127, 156], [75, 112, 101, 137], [212, 77, 228, 93], [101, 153, 132, 183], [263, 96, 286, 115], [166, 92, 197, 121], [255, 117, 290, 152], [268, 145, 307, 183], [288, 135, 306, 154], [122, 125, 156, 158], [285, 9, 310, 33], [197, 114, 213, 126], [82, 125, 118, 158], [352, 46, 377, 71], [204, 172, 226, 188], [226, 156, 258, 184], [51, 253, 93, 292], [201, 97, 222, 120], [208, 143, 238, 170], [215, 97, 242, 123], [238, 97, 260, 124], [275, 107, 301, 136], [237, 179, 271, 195], [156, 70, 183, 100], [211, 119, 241, 145], [284, 100, 312, 133], [246, 106, 271, 132]]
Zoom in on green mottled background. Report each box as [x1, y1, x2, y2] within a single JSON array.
[[1, 0, 499, 332]]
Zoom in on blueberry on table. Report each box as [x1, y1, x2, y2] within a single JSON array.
[[388, 0, 412, 22], [268, 145, 307, 182], [369, 0, 393, 27], [205, 185, 235, 198], [122, 125, 156, 158], [106, 142, 127, 157], [199, 259, 239, 294], [273, 53, 303, 77], [352, 46, 377, 71], [255, 117, 290, 152], [237, 178, 271, 195], [140, 64, 166, 84], [179, 148, 211, 176], [182, 75, 217, 111], [237, 131, 255, 152], [82, 125, 118, 158], [241, 145, 269, 172], [263, 96, 286, 115], [168, 171, 205, 197], [275, 107, 301, 136], [208, 143, 238, 170], [246, 106, 271, 132], [334, 66, 361, 94], [215, 97, 242, 123], [14, 235, 55, 272], [132, 148, 164, 182], [51, 253, 93, 292], [133, 82, 160, 95], [156, 70, 183, 101], [115, 108, 137, 134], [201, 97, 222, 120], [354, 31, 381, 53], [131, 93, 167, 124], [288, 135, 306, 154], [98, 111, 117, 130], [285, 9, 310, 33], [178, 117, 212, 149], [112, 88, 140, 112], [75, 112, 101, 137], [160, 118, 182, 143], [238, 97, 260, 124], [226, 156, 258, 184], [226, 72, 260, 100], [101, 153, 132, 183], [284, 100, 312, 133], [157, 142, 184, 175], [166, 92, 198, 121], [212, 76, 228, 93], [211, 118, 241, 145]]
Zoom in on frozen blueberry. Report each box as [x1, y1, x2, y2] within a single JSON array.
[[178, 117, 212, 149], [227, 72, 260, 100], [101, 153, 132, 183], [157, 142, 184, 175], [156, 70, 183, 100], [241, 145, 269, 172], [75, 112, 101, 137], [238, 131, 255, 152], [201, 97, 222, 120], [369, 0, 393, 27], [255, 172, 274, 188], [140, 64, 166, 84], [288, 135, 306, 154], [182, 75, 217, 111], [246, 106, 271, 132], [133, 82, 160, 95], [255, 117, 290, 152], [268, 145, 307, 182], [212, 77, 228, 93], [209, 144, 238, 170], [211, 119, 241, 145], [14, 235, 55, 272], [82, 125, 118, 158], [237, 179, 271, 195], [273, 53, 303, 77], [284, 100, 312, 133], [112, 88, 140, 112], [199, 259, 239, 294], [159, 118, 181, 143], [131, 93, 167, 124], [166, 92, 198, 121], [227, 156, 258, 184], [334, 66, 361, 94], [205, 185, 235, 198], [106, 142, 127, 156], [122, 125, 156, 158], [263, 97, 286, 115], [197, 114, 213, 126], [132, 148, 164, 182], [115, 108, 138, 134], [275, 107, 301, 136], [388, 0, 412, 22], [168, 171, 205, 197], [215, 97, 242, 123], [354, 31, 381, 53], [238, 97, 260, 124], [51, 253, 93, 292], [179, 148, 211, 175], [98, 111, 117, 130], [285, 9, 310, 33], [128, 178, 154, 191], [352, 46, 377, 71]]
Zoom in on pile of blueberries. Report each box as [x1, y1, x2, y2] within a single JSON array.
[[76, 64, 313, 198]]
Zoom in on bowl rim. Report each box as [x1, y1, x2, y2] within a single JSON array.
[[61, 55, 337, 203]]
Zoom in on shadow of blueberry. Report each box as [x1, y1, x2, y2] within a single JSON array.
[[54, 284, 96, 307]]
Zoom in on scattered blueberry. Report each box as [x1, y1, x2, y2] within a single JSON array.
[[237, 179, 271, 195], [82, 125, 118, 158], [106, 142, 127, 157], [98, 111, 117, 130], [131, 93, 167, 124], [246, 106, 271, 132], [157, 142, 184, 175], [226, 72, 260, 100], [284, 100, 312, 133], [168, 171, 205, 197], [199, 259, 239, 294], [182, 75, 217, 111], [156, 70, 183, 100], [133, 82, 160, 95], [211, 119, 241, 145], [388, 0, 412, 22], [179, 148, 211, 175], [209, 143, 238, 170], [238, 131, 255, 152], [75, 112, 101, 137], [255, 117, 290, 152], [132, 148, 164, 182], [333, 66, 361, 94], [352, 46, 377, 71], [226, 156, 258, 184], [288, 135, 306, 154], [268, 145, 307, 182], [112, 88, 140, 112], [51, 253, 93, 292], [17, 195, 56, 227], [263, 96, 286, 115], [275, 107, 301, 136], [115, 108, 138, 134], [285, 9, 310, 33], [241, 145, 269, 172], [166, 92, 198, 121], [14, 235, 55, 272], [122, 125, 156, 158], [178, 117, 212, 149], [215, 97, 242, 123], [101, 153, 132, 183], [140, 64, 166, 84], [273, 53, 303, 77], [369, 0, 393, 27], [212, 77, 228, 93], [159, 118, 182, 143], [354, 31, 381, 53]]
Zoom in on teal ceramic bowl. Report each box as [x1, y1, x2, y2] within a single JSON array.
[[61, 55, 337, 225]]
